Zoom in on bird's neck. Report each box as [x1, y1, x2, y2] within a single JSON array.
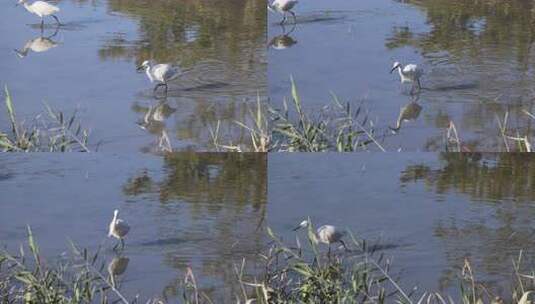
[[23, 2, 32, 12], [397, 66, 405, 77], [145, 66, 154, 82]]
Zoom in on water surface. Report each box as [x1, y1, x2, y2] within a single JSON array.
[[0, 153, 267, 302], [0, 0, 266, 152], [268, 153, 535, 298], [268, 0, 535, 151]]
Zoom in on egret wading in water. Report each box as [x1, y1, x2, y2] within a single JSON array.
[[294, 219, 348, 255], [108, 209, 130, 251], [268, 0, 299, 25], [17, 0, 61, 29], [137, 60, 182, 96], [390, 61, 423, 94]]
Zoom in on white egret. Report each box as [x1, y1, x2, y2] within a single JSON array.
[[268, 0, 298, 25], [294, 219, 348, 254], [137, 60, 182, 95], [108, 209, 130, 251], [390, 61, 423, 94], [17, 0, 61, 28]]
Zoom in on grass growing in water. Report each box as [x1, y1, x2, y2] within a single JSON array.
[[270, 78, 384, 152], [214, 79, 383, 152], [0, 86, 91, 152]]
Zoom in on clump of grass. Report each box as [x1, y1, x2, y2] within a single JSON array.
[[0, 227, 130, 303], [214, 78, 383, 152], [210, 95, 270, 153], [270, 78, 384, 152], [0, 86, 91, 152], [4, 226, 535, 304]]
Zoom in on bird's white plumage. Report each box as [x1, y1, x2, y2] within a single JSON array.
[[392, 61, 423, 84], [19, 0, 59, 18], [270, 0, 298, 13], [295, 220, 346, 245], [141, 60, 181, 85], [108, 209, 130, 240], [316, 225, 345, 244]]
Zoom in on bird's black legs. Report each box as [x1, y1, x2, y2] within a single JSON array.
[[153, 83, 168, 96], [52, 15, 61, 26], [113, 241, 119, 251], [280, 13, 287, 25], [40, 19, 44, 29], [340, 240, 349, 252], [120, 239, 125, 250], [417, 78, 422, 91], [290, 11, 297, 24]]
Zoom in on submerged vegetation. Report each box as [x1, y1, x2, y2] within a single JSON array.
[[0, 87, 91, 152], [3, 224, 535, 303]]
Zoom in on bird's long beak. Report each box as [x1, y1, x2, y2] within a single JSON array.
[[136, 65, 143, 72], [292, 225, 301, 231], [390, 66, 397, 74]]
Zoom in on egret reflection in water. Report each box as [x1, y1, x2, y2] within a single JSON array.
[[14, 26, 60, 58], [268, 24, 297, 50], [107, 255, 130, 287], [134, 99, 177, 152], [390, 97, 423, 132]]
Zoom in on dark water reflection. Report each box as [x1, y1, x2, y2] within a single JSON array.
[[0, 0, 266, 152], [0, 153, 267, 302], [268, 0, 535, 151], [268, 153, 535, 299]]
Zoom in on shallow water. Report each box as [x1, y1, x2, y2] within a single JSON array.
[[268, 0, 535, 151], [0, 0, 266, 152], [2, 153, 535, 301], [269, 153, 535, 298], [0, 153, 267, 302]]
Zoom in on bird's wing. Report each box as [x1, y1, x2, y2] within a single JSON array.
[[115, 219, 130, 233], [285, 0, 298, 10], [108, 221, 115, 237], [33, 1, 60, 14], [153, 64, 180, 81], [403, 64, 418, 72]]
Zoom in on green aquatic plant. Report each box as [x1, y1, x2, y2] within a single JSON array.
[[270, 78, 384, 152], [0, 227, 129, 303], [0, 86, 91, 152], [3, 225, 535, 303], [216, 79, 384, 152]]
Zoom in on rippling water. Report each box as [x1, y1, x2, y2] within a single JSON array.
[[269, 153, 535, 299], [268, 0, 535, 151], [0, 0, 266, 152], [0, 153, 267, 302], [2, 153, 535, 301]]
